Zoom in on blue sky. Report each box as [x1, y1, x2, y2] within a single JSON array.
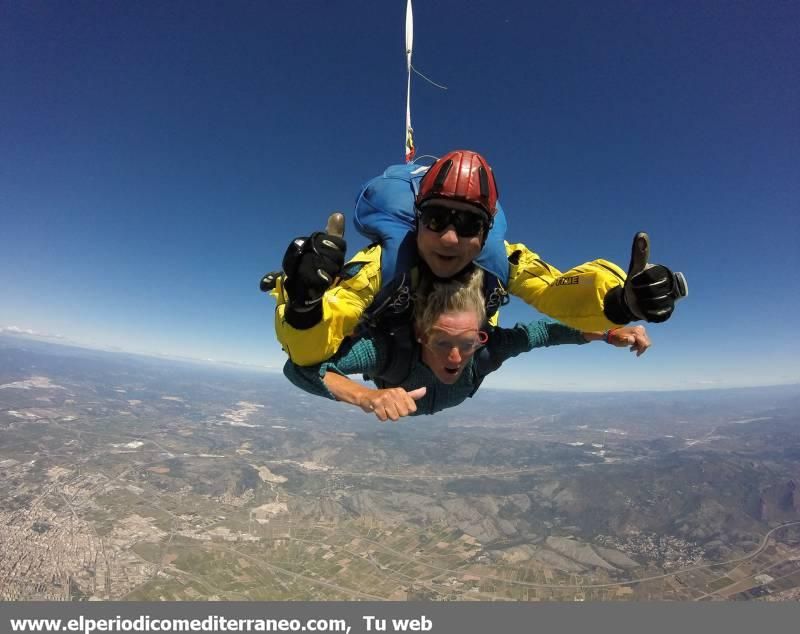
[[1, 1, 798, 391]]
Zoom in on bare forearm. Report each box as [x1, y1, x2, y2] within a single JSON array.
[[322, 371, 426, 422], [581, 325, 651, 356], [322, 371, 372, 406]]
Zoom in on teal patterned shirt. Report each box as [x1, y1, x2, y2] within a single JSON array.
[[283, 320, 587, 416]]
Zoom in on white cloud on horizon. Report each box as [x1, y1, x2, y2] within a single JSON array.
[[4, 325, 793, 392], [481, 368, 799, 393], [0, 325, 65, 340], [1, 325, 284, 371]]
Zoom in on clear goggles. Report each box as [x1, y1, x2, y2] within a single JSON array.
[[424, 327, 488, 355]]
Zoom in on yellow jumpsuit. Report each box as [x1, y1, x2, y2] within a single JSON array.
[[272, 241, 627, 366]]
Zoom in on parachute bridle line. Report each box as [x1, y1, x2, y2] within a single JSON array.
[[405, 0, 414, 163], [404, 1, 449, 164]]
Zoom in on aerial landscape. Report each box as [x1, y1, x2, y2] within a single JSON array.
[[2, 3, 797, 625], [2, 333, 799, 602]]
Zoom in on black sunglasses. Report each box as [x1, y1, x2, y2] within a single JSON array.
[[417, 205, 490, 238]]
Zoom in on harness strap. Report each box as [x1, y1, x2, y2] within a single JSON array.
[[482, 271, 509, 321]]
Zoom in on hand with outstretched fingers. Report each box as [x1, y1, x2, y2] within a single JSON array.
[[357, 386, 427, 422], [607, 324, 651, 357], [604, 232, 688, 324]]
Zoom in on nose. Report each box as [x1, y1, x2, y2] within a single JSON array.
[[447, 347, 462, 364], [439, 225, 459, 246]]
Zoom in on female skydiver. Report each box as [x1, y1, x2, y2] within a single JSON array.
[[283, 268, 650, 422]]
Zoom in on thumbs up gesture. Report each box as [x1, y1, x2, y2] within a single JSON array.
[[619, 232, 688, 323], [358, 386, 427, 422], [281, 212, 347, 312]]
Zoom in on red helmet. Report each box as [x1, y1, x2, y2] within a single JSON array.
[[417, 150, 499, 217]]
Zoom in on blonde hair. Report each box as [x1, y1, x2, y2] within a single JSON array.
[[414, 267, 486, 338]]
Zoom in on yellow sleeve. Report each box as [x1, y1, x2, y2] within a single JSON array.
[[505, 241, 627, 332], [273, 245, 383, 366]]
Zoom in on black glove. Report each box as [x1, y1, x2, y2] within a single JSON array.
[[281, 231, 346, 328], [604, 233, 688, 324], [259, 271, 281, 293]]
